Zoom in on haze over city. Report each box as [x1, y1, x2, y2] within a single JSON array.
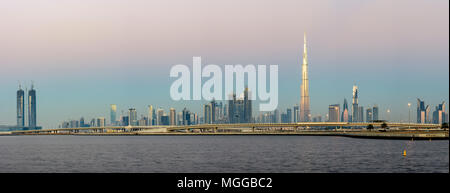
[[0, 0, 448, 129]]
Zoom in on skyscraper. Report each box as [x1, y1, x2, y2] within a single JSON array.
[[148, 105, 154, 125], [358, 106, 364, 122], [432, 101, 447, 124], [293, 105, 299, 123], [366, 108, 373, 122], [244, 88, 252, 123], [110, 104, 117, 126], [17, 84, 25, 127], [28, 83, 37, 128], [204, 104, 212, 124], [299, 32, 311, 122], [417, 98, 426, 123], [341, 99, 349, 122], [328, 104, 340, 122], [352, 85, 359, 122], [182, 108, 191, 125], [128, 108, 137, 126], [286, 108, 292, 123], [372, 105, 379, 121], [227, 88, 253, 124], [169, 108, 176, 125], [157, 108, 164, 125]]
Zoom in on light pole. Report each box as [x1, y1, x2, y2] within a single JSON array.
[[386, 109, 390, 122], [408, 103, 411, 128]]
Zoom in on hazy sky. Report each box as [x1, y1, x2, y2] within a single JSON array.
[[0, 0, 448, 128]]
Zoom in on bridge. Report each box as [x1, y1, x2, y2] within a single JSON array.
[[10, 122, 443, 135]]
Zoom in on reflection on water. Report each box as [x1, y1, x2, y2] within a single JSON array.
[[0, 135, 448, 173]]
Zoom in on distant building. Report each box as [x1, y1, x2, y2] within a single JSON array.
[[328, 104, 340, 122], [28, 84, 37, 128], [128, 108, 137, 126], [416, 98, 427, 123], [96, 117, 106, 127], [161, 115, 169, 125], [286, 108, 292, 123], [148, 105, 154, 126], [182, 108, 191, 125], [157, 108, 164, 125], [372, 105, 379, 121], [352, 85, 359, 122], [432, 101, 447, 124], [366, 108, 373, 122], [169, 108, 176, 125], [358, 106, 364, 122], [293, 105, 299, 123], [121, 116, 129, 126], [227, 88, 252, 123], [17, 84, 25, 127], [312, 115, 322, 122], [110, 104, 117, 126], [341, 99, 349, 122]]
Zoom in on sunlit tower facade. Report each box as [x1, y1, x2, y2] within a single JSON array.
[[352, 85, 359, 122], [28, 84, 37, 128], [110, 104, 117, 126], [299, 32, 311, 122]]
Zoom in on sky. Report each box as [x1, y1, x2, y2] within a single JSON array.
[[0, 0, 448, 128]]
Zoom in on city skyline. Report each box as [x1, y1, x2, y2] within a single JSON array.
[[0, 0, 448, 128]]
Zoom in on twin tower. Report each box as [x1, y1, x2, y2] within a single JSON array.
[[17, 83, 37, 129]]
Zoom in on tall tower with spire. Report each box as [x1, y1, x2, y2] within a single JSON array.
[[17, 82, 25, 127], [352, 85, 359, 122], [300, 32, 311, 122]]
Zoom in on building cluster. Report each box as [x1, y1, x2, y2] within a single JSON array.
[[54, 33, 447, 128], [416, 99, 447, 124]]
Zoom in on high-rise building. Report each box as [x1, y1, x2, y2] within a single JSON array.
[[110, 104, 117, 126], [372, 105, 379, 121], [96, 117, 106, 127], [417, 99, 426, 123], [300, 32, 311, 122], [244, 88, 252, 123], [148, 105, 155, 125], [28, 83, 37, 128], [366, 108, 373, 122], [432, 101, 447, 124], [204, 103, 212, 124], [169, 108, 176, 125], [293, 105, 299, 123], [128, 108, 137, 126], [17, 84, 25, 127], [341, 99, 349, 122], [328, 104, 340, 122], [286, 108, 292, 123], [227, 88, 253, 123], [352, 85, 359, 122], [182, 108, 191, 125], [358, 106, 364, 123], [156, 108, 164, 125]]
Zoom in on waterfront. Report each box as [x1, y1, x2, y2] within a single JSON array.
[[0, 135, 447, 173]]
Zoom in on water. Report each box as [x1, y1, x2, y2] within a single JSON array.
[[0, 135, 448, 173]]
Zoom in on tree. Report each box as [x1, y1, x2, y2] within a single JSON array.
[[442, 123, 449, 130], [367, 124, 374, 130], [381, 122, 388, 129]]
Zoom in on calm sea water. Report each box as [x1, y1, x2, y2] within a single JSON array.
[[0, 135, 448, 173]]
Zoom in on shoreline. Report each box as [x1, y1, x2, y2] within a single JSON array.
[[4, 130, 448, 140]]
